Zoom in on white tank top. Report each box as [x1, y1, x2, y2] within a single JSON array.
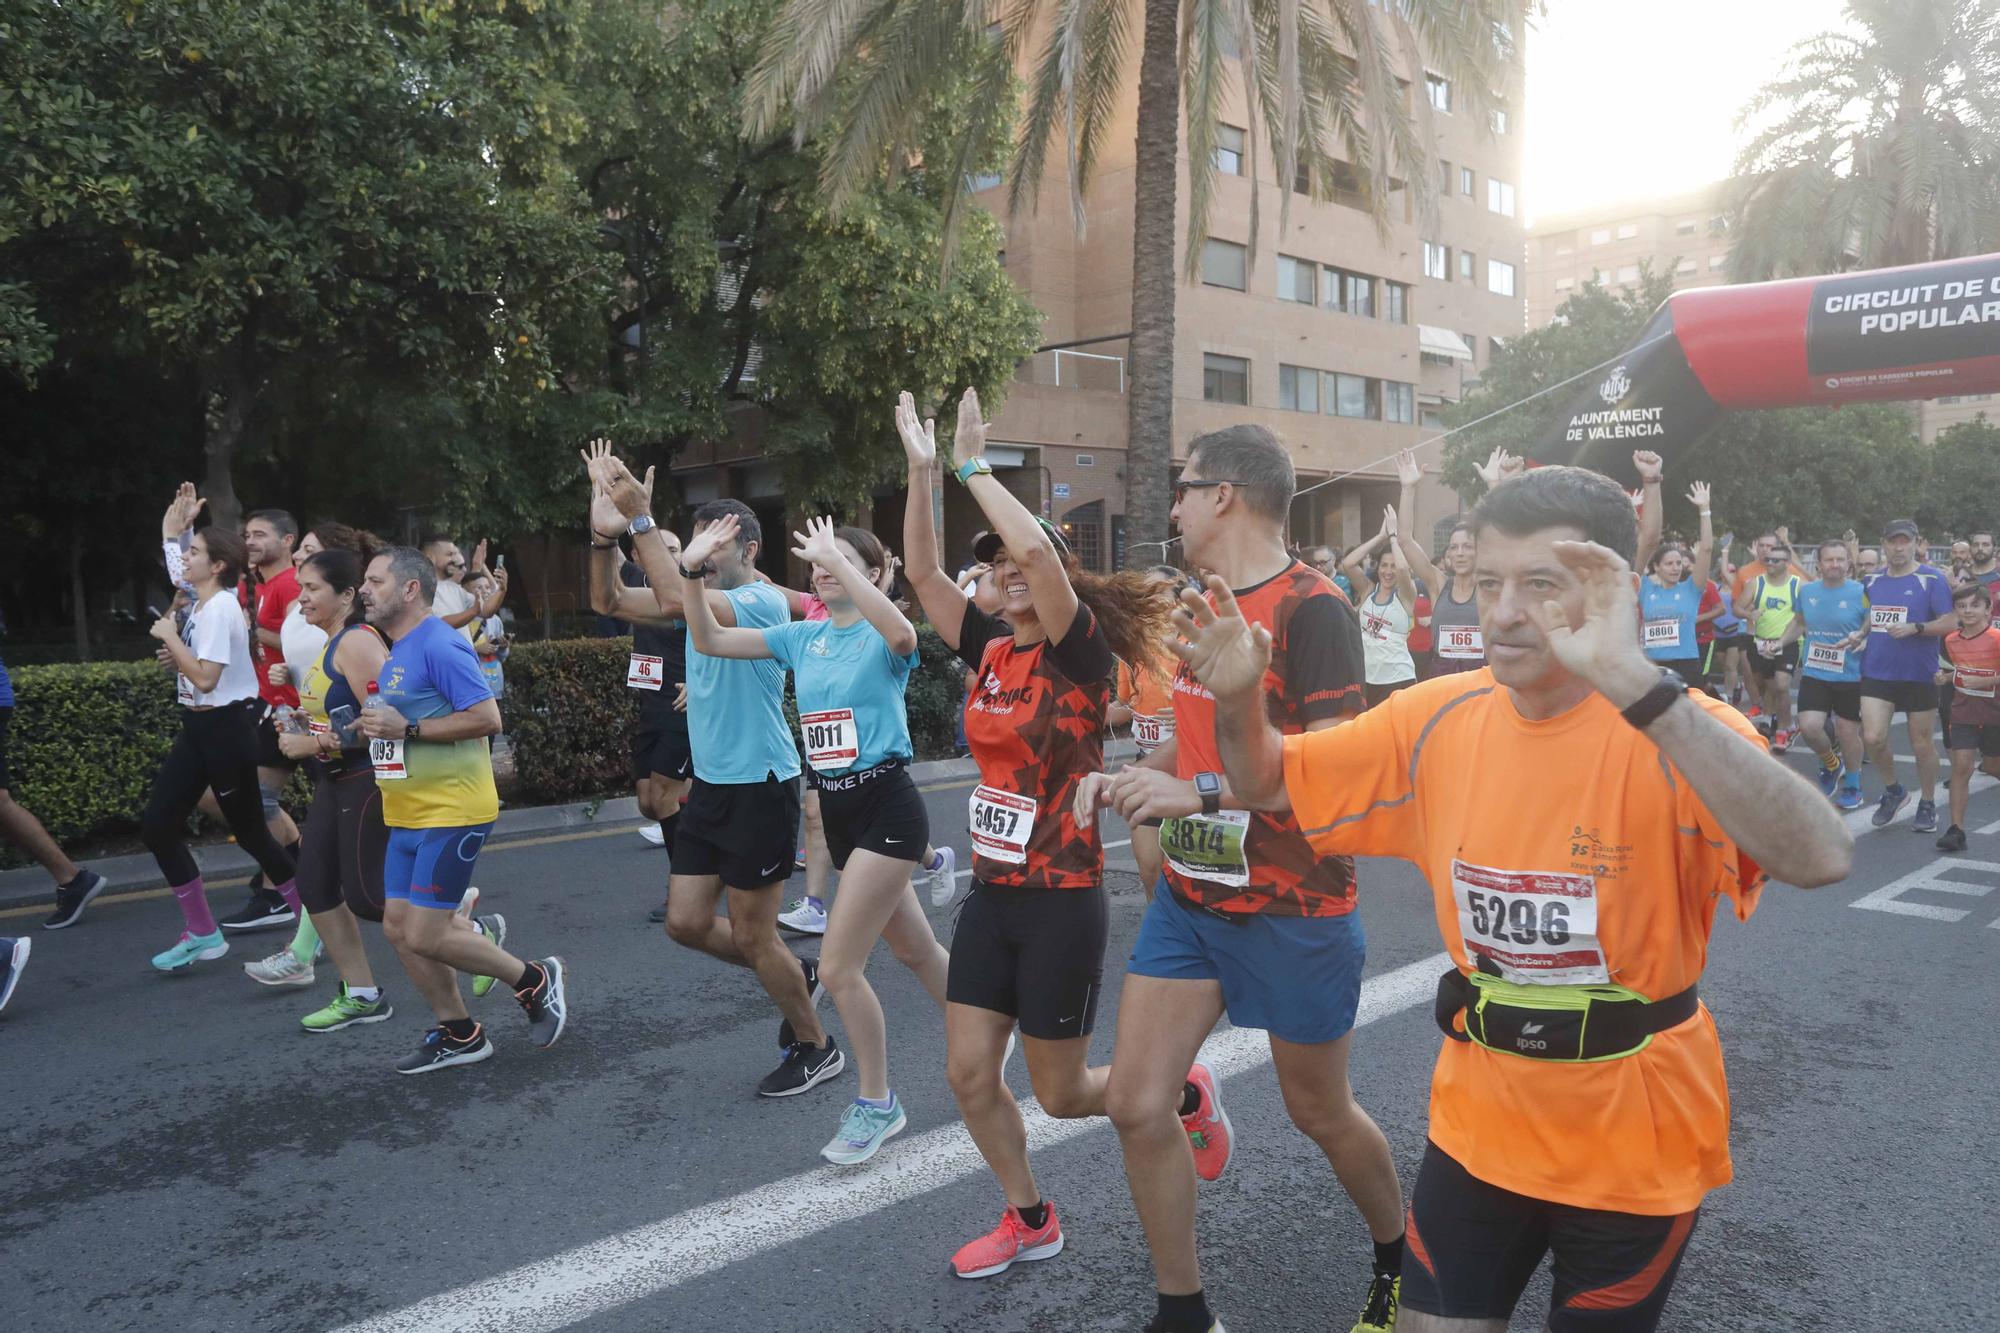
[[281, 604, 330, 692], [1358, 589, 1416, 684]]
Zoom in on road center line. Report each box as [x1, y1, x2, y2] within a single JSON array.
[[332, 951, 1450, 1333]]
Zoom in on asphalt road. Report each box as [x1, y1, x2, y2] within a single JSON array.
[[6, 758, 1999, 1333]]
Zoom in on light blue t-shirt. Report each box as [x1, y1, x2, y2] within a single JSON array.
[[1797, 579, 1868, 683], [762, 617, 919, 774], [688, 581, 800, 784], [1638, 576, 1701, 662]]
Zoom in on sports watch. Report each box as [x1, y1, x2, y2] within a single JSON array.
[[1194, 771, 1222, 816], [954, 457, 995, 486], [404, 720, 422, 742], [1619, 668, 1687, 731], [627, 513, 657, 537]]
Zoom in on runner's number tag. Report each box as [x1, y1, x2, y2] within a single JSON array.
[[626, 653, 664, 690], [1451, 860, 1607, 985], [1755, 637, 1785, 658], [1871, 605, 1909, 631], [1956, 665, 1999, 698], [176, 674, 195, 706], [370, 737, 408, 781], [1643, 618, 1682, 649], [1437, 626, 1483, 660], [969, 786, 1037, 865], [1362, 610, 1393, 642], [1160, 811, 1253, 888], [1805, 641, 1848, 673], [1133, 713, 1173, 751], [799, 708, 860, 772]]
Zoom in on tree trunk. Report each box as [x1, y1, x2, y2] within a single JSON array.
[[199, 340, 256, 532], [69, 521, 90, 662], [1122, 0, 1181, 562]]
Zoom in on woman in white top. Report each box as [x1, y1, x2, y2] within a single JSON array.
[[142, 484, 300, 973], [1342, 505, 1419, 707]]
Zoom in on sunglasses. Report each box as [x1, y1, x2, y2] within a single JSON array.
[[1173, 478, 1243, 500]]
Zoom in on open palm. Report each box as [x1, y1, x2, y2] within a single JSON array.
[[1166, 577, 1271, 699]]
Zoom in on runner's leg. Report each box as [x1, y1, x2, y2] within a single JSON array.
[[1269, 1032, 1406, 1242], [802, 788, 832, 907], [878, 879, 950, 1009], [663, 874, 740, 958], [728, 882, 826, 1047], [817, 849, 925, 1100], [1948, 745, 1975, 830], [0, 789, 80, 884], [1908, 708, 1941, 802], [947, 1002, 1040, 1206], [384, 900, 468, 1022], [1861, 696, 1900, 791], [1021, 1033, 1108, 1120]]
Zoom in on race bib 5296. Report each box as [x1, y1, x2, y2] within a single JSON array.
[[1451, 859, 1607, 985]]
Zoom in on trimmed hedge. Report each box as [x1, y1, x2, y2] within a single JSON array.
[[5, 661, 185, 853]]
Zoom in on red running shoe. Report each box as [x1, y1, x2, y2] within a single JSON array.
[[1181, 1061, 1235, 1182], [950, 1202, 1064, 1279]]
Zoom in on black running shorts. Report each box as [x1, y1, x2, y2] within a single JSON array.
[[1797, 677, 1862, 723], [947, 881, 1108, 1040], [814, 764, 928, 869], [1746, 642, 1799, 678], [674, 773, 801, 888], [1948, 722, 2000, 756], [630, 720, 693, 783], [1861, 678, 1940, 714], [1401, 1141, 1699, 1333]]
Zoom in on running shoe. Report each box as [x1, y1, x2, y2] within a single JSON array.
[[777, 955, 826, 1049], [395, 1024, 494, 1074], [1351, 1273, 1400, 1333], [1937, 824, 1969, 853], [1913, 799, 1939, 833], [42, 870, 108, 930], [244, 947, 315, 988], [638, 823, 666, 848], [795, 845, 808, 871], [950, 1203, 1064, 1279], [778, 897, 828, 935], [1835, 776, 1865, 811], [151, 931, 229, 972], [302, 986, 394, 1032], [1770, 727, 1794, 753], [471, 914, 509, 998], [923, 845, 960, 908], [219, 888, 295, 933], [1872, 785, 1909, 827], [515, 956, 568, 1049], [1181, 1061, 1234, 1182], [1817, 763, 1841, 798], [0, 936, 29, 1015], [757, 1038, 845, 1098], [821, 1096, 908, 1165]]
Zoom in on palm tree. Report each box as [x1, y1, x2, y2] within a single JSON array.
[[1729, 0, 2000, 280], [747, 0, 1522, 552]]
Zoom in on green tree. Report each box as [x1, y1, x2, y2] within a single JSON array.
[[1919, 415, 2000, 537], [747, 0, 1524, 553], [1728, 0, 2000, 279]]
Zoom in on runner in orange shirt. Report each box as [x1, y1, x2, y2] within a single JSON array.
[[1168, 464, 1853, 1333], [1113, 576, 1185, 892], [1933, 581, 2000, 852]]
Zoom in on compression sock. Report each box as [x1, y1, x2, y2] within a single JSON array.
[[1154, 1290, 1212, 1333], [1373, 1234, 1405, 1278], [440, 1017, 479, 1041], [923, 848, 945, 871], [171, 878, 219, 937], [1014, 1200, 1049, 1231], [272, 878, 304, 917], [513, 960, 545, 995], [1177, 1081, 1202, 1117], [806, 896, 825, 912], [288, 912, 321, 964]]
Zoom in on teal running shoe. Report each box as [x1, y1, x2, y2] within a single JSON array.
[[821, 1096, 908, 1165], [152, 931, 228, 973]]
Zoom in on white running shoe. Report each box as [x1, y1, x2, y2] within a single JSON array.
[[245, 947, 316, 988], [778, 898, 828, 935], [922, 845, 960, 908], [638, 823, 666, 848]]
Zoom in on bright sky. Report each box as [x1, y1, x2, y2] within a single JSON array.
[[1526, 0, 1854, 221]]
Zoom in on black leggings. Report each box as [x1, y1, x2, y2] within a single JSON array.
[[297, 760, 388, 922], [140, 702, 297, 888]]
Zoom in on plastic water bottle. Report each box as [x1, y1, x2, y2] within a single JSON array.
[[364, 681, 385, 716]]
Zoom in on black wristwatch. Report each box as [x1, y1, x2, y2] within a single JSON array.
[[678, 560, 713, 581], [1193, 771, 1222, 816], [1619, 668, 1687, 731], [404, 720, 422, 742]]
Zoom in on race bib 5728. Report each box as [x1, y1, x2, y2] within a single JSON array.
[[1871, 605, 1909, 631]]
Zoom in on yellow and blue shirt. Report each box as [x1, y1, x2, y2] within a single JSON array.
[[377, 615, 499, 829]]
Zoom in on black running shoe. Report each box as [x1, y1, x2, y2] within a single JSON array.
[[219, 888, 295, 933], [42, 870, 108, 930], [394, 1025, 494, 1074], [777, 955, 825, 1049], [1937, 824, 1969, 852], [515, 956, 569, 1049], [756, 1038, 845, 1098]]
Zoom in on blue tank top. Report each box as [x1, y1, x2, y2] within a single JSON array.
[[1639, 576, 1701, 662]]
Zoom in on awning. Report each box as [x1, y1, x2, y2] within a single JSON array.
[[1418, 325, 1473, 361]]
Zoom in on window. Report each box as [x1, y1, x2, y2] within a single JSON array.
[[1554, 276, 1575, 290], [1215, 124, 1245, 176], [1709, 215, 1729, 235], [1329, 372, 1379, 420], [1491, 107, 1509, 135], [1201, 238, 1247, 290], [1591, 267, 1607, 284], [1554, 240, 1573, 256], [1709, 254, 1727, 270], [1278, 254, 1317, 304], [1616, 223, 1639, 240], [1325, 266, 1374, 317], [1589, 228, 1611, 246], [1488, 258, 1516, 296], [1203, 353, 1249, 404], [1460, 166, 1475, 196], [1463, 332, 1479, 365], [1382, 280, 1410, 325], [1440, 159, 1453, 193], [1384, 381, 1415, 424], [1616, 264, 1639, 282], [1676, 219, 1698, 236], [1486, 178, 1516, 217], [1423, 241, 1450, 280], [1421, 405, 1445, 428], [1279, 364, 1320, 413], [1675, 257, 1697, 274], [966, 171, 1003, 192], [1426, 73, 1451, 113], [1459, 250, 1476, 280]]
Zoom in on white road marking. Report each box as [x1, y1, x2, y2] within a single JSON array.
[[1850, 858, 2000, 922], [1978, 815, 2000, 836], [333, 952, 1451, 1333]]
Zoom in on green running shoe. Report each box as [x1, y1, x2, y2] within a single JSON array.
[[302, 985, 394, 1033], [471, 913, 508, 998], [820, 1095, 908, 1165]]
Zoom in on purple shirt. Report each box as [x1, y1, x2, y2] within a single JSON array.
[[1861, 565, 1953, 682]]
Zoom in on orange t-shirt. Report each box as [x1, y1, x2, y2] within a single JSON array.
[[1282, 670, 1767, 1214], [1117, 658, 1177, 753]]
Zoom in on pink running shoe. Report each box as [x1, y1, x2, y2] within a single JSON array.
[[950, 1202, 1065, 1279], [1181, 1061, 1235, 1182]]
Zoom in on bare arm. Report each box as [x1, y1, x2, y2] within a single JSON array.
[[1632, 450, 1664, 574], [1394, 449, 1445, 594], [795, 517, 919, 656], [159, 637, 224, 694], [589, 540, 685, 624], [1687, 482, 1714, 590], [952, 387, 1079, 644], [679, 570, 772, 660], [1342, 530, 1387, 601], [895, 392, 969, 651]]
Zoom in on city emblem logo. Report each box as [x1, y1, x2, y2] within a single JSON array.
[[1599, 365, 1631, 405]]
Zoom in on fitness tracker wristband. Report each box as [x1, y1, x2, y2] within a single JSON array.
[[1194, 771, 1222, 816], [1619, 668, 1687, 731]]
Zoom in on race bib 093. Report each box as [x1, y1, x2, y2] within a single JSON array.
[[370, 737, 408, 781]]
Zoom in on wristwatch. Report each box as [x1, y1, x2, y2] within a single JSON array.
[[954, 457, 995, 486], [1193, 771, 1222, 816], [404, 720, 422, 742], [1619, 668, 1687, 731], [678, 560, 714, 580], [627, 513, 657, 537]]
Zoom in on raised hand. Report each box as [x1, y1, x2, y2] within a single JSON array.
[[595, 450, 655, 522], [469, 538, 489, 574], [1498, 451, 1526, 483], [791, 515, 844, 570], [1686, 480, 1711, 510], [1474, 447, 1523, 489], [1396, 447, 1422, 489], [1632, 450, 1664, 486], [162, 482, 206, 539], [1520, 541, 1659, 708], [581, 439, 632, 536], [1166, 576, 1272, 700], [682, 511, 739, 570], [1381, 503, 1399, 539], [894, 392, 938, 467], [952, 386, 988, 470]]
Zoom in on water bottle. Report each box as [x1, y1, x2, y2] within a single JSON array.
[[364, 681, 384, 714]]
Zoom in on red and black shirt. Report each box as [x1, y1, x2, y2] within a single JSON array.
[[1167, 560, 1365, 918], [956, 601, 1113, 890]]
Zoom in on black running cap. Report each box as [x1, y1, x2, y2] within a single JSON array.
[[973, 519, 1070, 564]]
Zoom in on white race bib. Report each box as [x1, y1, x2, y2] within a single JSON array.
[[370, 737, 408, 781], [1870, 605, 1909, 631], [1643, 618, 1682, 650], [799, 708, 860, 773], [1955, 665, 1999, 699], [1805, 641, 1848, 674], [969, 785, 1037, 865], [1133, 713, 1174, 751], [1436, 625, 1484, 660], [1160, 810, 1253, 888], [1755, 637, 1785, 657], [1362, 610, 1393, 642], [176, 674, 195, 706], [626, 653, 664, 690], [1451, 859, 1607, 985]]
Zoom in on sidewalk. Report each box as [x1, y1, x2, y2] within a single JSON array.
[[0, 749, 1081, 912]]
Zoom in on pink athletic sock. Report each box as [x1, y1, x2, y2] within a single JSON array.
[[273, 879, 304, 917], [172, 878, 219, 937]]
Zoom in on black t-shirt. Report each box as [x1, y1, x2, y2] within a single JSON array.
[[623, 564, 687, 725]]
